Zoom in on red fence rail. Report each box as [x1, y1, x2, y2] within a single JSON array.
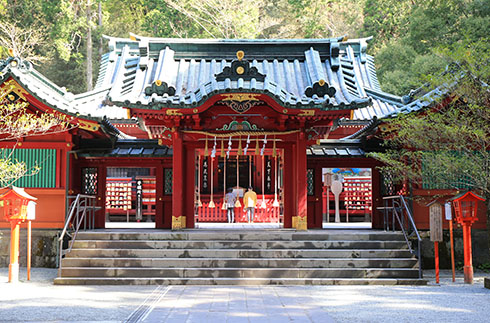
[[197, 195, 281, 223]]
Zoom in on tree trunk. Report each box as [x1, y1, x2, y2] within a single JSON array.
[[86, 0, 93, 91], [486, 195, 490, 256], [98, 0, 103, 58]]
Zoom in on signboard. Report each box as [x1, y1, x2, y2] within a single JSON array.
[[136, 179, 142, 221], [202, 158, 208, 192], [429, 203, 443, 242], [266, 157, 272, 192], [445, 202, 452, 220], [26, 201, 36, 220]]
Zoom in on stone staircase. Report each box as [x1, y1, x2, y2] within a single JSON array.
[[54, 230, 427, 285]]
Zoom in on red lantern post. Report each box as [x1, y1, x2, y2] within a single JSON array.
[[0, 186, 37, 283], [450, 191, 485, 284]]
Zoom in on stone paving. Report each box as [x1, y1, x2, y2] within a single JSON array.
[[1, 268, 490, 322]]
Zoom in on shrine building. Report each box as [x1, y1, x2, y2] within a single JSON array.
[[0, 34, 487, 232]]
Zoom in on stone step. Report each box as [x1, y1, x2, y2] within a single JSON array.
[[54, 277, 428, 286], [60, 267, 420, 279], [71, 239, 408, 250], [65, 248, 414, 259], [62, 257, 419, 269], [75, 231, 406, 242]]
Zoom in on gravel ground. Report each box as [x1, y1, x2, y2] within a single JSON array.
[[0, 268, 489, 322]]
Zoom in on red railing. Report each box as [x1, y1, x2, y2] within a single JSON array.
[[197, 195, 281, 223]]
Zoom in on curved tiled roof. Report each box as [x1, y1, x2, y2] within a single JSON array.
[[1, 35, 438, 123], [98, 35, 404, 115], [0, 58, 127, 120]]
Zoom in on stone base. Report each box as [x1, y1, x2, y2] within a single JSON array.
[[485, 278, 490, 289], [0, 229, 59, 268], [172, 216, 186, 230]]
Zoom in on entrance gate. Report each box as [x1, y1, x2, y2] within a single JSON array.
[[195, 148, 284, 223]]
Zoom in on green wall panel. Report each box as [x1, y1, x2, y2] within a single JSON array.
[[1, 148, 57, 188]]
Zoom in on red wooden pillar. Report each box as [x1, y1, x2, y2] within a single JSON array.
[[155, 162, 166, 228], [283, 143, 294, 228], [463, 224, 473, 284], [172, 130, 185, 229], [371, 166, 383, 229], [185, 145, 195, 228], [296, 132, 307, 230], [95, 165, 107, 228]]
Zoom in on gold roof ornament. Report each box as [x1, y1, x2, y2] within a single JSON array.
[[236, 50, 245, 61]]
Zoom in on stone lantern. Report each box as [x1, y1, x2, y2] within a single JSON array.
[[449, 191, 485, 284], [0, 186, 37, 283]]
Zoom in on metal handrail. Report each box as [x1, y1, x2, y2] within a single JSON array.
[[58, 194, 98, 277], [378, 195, 423, 279]]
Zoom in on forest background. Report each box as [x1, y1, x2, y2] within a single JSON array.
[[0, 0, 488, 96]]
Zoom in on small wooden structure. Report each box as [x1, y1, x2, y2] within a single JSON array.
[[449, 191, 485, 284]]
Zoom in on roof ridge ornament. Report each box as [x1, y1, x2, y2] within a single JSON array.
[[215, 50, 265, 82], [305, 78, 336, 98], [144, 79, 176, 97]]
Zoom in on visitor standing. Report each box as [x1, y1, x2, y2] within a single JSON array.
[[243, 186, 257, 223], [225, 188, 236, 223]]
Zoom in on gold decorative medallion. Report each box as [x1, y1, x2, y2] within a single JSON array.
[[166, 109, 183, 116], [155, 79, 162, 86], [1, 79, 28, 102], [193, 108, 198, 113], [78, 119, 100, 132], [319, 79, 326, 86], [221, 93, 260, 102], [298, 109, 315, 117], [283, 109, 288, 114], [236, 66, 245, 75]]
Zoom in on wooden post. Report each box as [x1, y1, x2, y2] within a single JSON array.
[[434, 241, 440, 283], [9, 221, 21, 283], [445, 202, 455, 282], [449, 220, 455, 282], [463, 224, 473, 284], [428, 200, 443, 284], [27, 220, 32, 281]]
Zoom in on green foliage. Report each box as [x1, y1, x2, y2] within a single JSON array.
[[369, 39, 490, 202], [364, 0, 490, 95]]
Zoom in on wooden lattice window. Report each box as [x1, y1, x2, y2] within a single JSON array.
[[164, 168, 173, 195], [307, 168, 314, 196], [81, 167, 98, 195]]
